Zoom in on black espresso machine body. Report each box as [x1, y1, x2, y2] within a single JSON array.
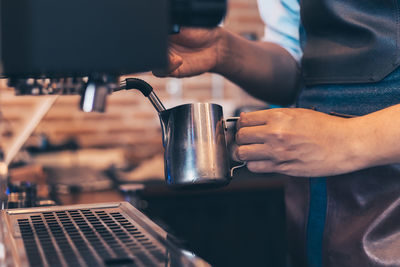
[[0, 0, 169, 78], [0, 0, 226, 108], [0, 0, 226, 78]]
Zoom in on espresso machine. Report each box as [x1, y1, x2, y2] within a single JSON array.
[[0, 0, 226, 266], [1, 0, 225, 111]]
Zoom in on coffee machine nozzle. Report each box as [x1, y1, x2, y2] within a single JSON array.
[[80, 75, 119, 113]]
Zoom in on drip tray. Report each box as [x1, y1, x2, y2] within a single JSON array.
[[0, 202, 209, 267]]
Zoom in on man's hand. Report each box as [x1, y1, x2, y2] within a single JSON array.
[[234, 108, 364, 177], [154, 27, 300, 105], [154, 27, 224, 78]]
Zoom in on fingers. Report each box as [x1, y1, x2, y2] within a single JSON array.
[[153, 50, 213, 78], [237, 111, 268, 128], [236, 125, 266, 145], [247, 160, 277, 173], [169, 27, 219, 47], [153, 52, 183, 77], [234, 143, 300, 174], [246, 160, 298, 174], [234, 144, 270, 161], [169, 53, 184, 72]]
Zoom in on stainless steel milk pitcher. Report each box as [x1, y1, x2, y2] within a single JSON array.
[[119, 78, 245, 188], [160, 103, 244, 188]]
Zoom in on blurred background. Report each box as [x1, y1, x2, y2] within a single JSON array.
[[0, 1, 288, 266]]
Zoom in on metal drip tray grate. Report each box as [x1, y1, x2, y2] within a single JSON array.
[[0, 202, 209, 267]]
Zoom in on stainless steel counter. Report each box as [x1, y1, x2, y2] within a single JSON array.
[[0, 202, 210, 267]]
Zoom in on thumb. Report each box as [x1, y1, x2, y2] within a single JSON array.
[[153, 52, 183, 77], [169, 52, 184, 72]]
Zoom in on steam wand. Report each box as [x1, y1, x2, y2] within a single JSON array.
[[118, 78, 166, 113]]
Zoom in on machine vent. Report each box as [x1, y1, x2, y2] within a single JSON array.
[[17, 208, 167, 267]]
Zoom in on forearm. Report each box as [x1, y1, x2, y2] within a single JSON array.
[[212, 29, 301, 105], [351, 104, 400, 169]]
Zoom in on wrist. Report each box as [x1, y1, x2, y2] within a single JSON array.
[[321, 117, 372, 175], [339, 105, 400, 174], [210, 29, 241, 77], [343, 116, 383, 171]]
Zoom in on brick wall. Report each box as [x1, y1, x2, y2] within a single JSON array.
[[0, 0, 267, 164]]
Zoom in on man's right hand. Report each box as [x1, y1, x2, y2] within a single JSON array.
[[154, 27, 225, 78], [153, 26, 300, 106]]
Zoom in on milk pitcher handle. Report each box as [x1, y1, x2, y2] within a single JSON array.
[[224, 117, 247, 177]]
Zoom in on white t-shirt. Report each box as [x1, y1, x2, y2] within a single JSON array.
[[257, 0, 302, 62]]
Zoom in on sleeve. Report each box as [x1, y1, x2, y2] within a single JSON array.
[[257, 0, 302, 63]]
